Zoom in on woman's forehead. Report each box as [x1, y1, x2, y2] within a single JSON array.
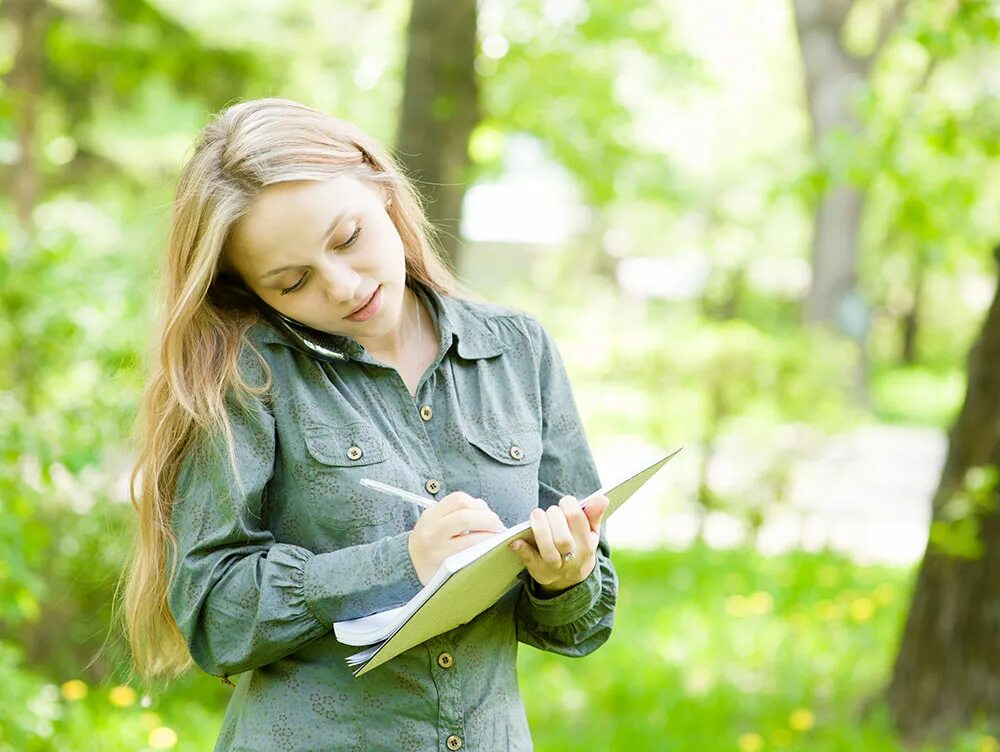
[[228, 175, 374, 270]]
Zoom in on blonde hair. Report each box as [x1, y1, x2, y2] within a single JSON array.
[[120, 97, 479, 683]]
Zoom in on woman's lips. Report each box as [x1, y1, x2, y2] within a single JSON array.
[[346, 285, 382, 322]]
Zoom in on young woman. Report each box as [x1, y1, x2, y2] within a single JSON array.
[[124, 97, 617, 750]]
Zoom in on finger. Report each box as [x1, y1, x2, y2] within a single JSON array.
[[435, 492, 490, 515], [508, 537, 542, 570], [441, 510, 504, 537], [560, 495, 592, 547], [439, 508, 505, 537], [581, 494, 609, 534], [530, 508, 562, 568], [546, 503, 575, 556], [441, 530, 500, 557]]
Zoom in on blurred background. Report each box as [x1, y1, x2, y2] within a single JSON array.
[[2, 0, 999, 749]]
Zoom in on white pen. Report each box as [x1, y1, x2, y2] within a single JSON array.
[[359, 478, 439, 509]]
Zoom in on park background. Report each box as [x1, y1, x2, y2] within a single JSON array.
[[2, 0, 1000, 749]]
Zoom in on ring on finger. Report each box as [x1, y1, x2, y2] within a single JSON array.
[[561, 550, 576, 563]]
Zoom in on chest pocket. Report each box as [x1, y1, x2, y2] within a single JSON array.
[[299, 421, 403, 530], [464, 420, 543, 524]]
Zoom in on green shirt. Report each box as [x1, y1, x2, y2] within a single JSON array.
[[168, 280, 618, 751]]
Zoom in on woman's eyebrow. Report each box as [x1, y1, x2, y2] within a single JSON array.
[[259, 264, 302, 281], [319, 209, 349, 245], [258, 209, 350, 280]]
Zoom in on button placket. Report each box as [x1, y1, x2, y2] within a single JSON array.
[[426, 637, 464, 752]]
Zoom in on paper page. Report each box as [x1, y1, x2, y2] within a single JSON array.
[[333, 604, 409, 646]]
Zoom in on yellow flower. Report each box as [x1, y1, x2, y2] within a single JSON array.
[[748, 591, 773, 615], [872, 584, 895, 604], [816, 600, 840, 621], [979, 736, 1000, 752], [139, 712, 163, 731], [738, 732, 764, 752], [788, 611, 810, 630], [817, 564, 839, 587], [788, 708, 815, 731], [849, 598, 875, 623], [726, 595, 749, 617], [148, 726, 178, 749], [60, 679, 88, 701], [108, 685, 137, 708]]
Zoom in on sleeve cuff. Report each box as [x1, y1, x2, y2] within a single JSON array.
[[301, 531, 423, 628], [520, 559, 603, 627]]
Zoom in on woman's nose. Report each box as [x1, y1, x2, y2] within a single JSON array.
[[317, 261, 362, 304]]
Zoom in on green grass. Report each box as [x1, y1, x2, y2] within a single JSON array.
[[869, 364, 965, 428], [519, 545, 997, 752], [23, 546, 1000, 751]]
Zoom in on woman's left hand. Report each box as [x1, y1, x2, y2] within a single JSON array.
[[508, 493, 609, 596]]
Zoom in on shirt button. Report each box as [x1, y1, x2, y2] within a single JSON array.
[[509, 445, 524, 461], [437, 652, 454, 669], [446, 735, 462, 750], [425, 479, 441, 494], [347, 445, 363, 461], [419, 405, 433, 421]]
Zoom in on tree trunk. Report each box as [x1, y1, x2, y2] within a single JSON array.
[[2, 0, 49, 234], [886, 244, 1000, 742], [901, 256, 925, 364], [395, 0, 480, 272], [792, 0, 868, 327]]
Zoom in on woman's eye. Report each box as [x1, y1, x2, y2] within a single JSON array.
[[339, 225, 362, 249], [279, 226, 361, 295], [280, 275, 306, 295]]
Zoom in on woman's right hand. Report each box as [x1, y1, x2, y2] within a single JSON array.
[[407, 492, 506, 585]]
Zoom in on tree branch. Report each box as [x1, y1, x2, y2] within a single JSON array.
[[864, 0, 912, 69]]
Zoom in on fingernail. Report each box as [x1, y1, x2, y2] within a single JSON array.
[[511, 541, 522, 551]]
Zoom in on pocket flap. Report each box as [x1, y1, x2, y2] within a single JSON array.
[[465, 421, 542, 466], [302, 421, 390, 467]]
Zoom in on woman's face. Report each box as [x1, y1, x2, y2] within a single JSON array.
[[225, 174, 407, 342]]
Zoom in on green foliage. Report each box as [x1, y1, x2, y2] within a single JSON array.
[[473, 0, 701, 206], [868, 363, 966, 427], [0, 194, 153, 680], [0, 643, 227, 752], [930, 465, 1000, 560], [1, 0, 998, 747], [855, 0, 1000, 364]]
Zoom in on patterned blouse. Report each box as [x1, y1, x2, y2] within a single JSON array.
[[167, 279, 618, 751]]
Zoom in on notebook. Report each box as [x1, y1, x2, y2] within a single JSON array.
[[334, 448, 682, 676]]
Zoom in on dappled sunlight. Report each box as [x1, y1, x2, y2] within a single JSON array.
[[2, 0, 999, 747]]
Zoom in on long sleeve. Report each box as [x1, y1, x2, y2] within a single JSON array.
[[513, 317, 618, 656], [166, 347, 423, 680]]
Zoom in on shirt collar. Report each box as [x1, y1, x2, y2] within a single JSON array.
[[417, 281, 507, 360], [252, 280, 507, 362]]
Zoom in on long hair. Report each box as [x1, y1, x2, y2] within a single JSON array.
[[120, 97, 479, 682]]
